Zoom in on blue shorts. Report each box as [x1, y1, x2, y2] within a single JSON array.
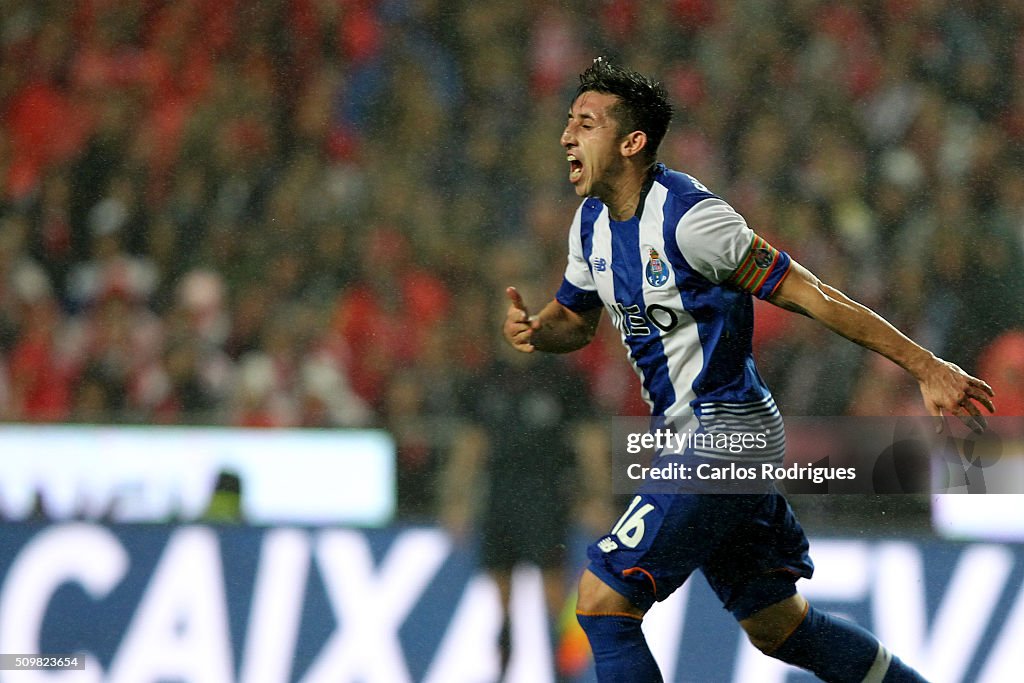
[[586, 490, 813, 619]]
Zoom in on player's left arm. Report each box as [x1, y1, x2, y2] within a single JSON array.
[[768, 259, 995, 429]]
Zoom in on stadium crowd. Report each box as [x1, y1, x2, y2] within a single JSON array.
[[2, 0, 1024, 519]]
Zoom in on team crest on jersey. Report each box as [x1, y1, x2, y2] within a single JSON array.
[[753, 247, 774, 268], [645, 247, 670, 287]]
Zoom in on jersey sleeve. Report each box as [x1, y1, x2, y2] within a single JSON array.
[[555, 205, 603, 312], [675, 198, 791, 300]]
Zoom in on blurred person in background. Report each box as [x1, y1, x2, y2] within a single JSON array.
[[443, 317, 610, 682]]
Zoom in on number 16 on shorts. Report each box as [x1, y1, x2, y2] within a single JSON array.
[[609, 495, 655, 549]]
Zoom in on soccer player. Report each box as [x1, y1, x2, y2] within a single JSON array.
[[502, 58, 995, 683]]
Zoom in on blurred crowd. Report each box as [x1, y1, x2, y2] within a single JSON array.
[[2, 0, 1024, 518]]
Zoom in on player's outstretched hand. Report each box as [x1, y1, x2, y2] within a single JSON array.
[[504, 286, 541, 352], [918, 357, 995, 433]]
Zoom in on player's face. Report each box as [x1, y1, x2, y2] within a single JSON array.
[[561, 91, 628, 199]]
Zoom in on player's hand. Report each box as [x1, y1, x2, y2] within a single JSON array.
[[918, 357, 995, 433], [503, 286, 541, 352]]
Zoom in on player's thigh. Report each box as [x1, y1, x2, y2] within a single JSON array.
[[585, 492, 762, 613], [701, 491, 814, 621]]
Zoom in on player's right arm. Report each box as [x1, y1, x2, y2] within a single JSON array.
[[503, 286, 602, 353]]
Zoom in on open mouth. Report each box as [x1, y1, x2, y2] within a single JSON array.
[[568, 155, 583, 183]]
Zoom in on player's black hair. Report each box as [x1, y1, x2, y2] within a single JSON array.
[[575, 57, 674, 160]]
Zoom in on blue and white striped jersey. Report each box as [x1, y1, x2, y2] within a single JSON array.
[[556, 164, 790, 461]]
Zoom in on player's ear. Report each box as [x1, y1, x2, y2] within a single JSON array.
[[620, 130, 648, 158]]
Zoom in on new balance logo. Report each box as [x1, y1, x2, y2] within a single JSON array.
[[597, 537, 619, 553], [592, 257, 608, 272]]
